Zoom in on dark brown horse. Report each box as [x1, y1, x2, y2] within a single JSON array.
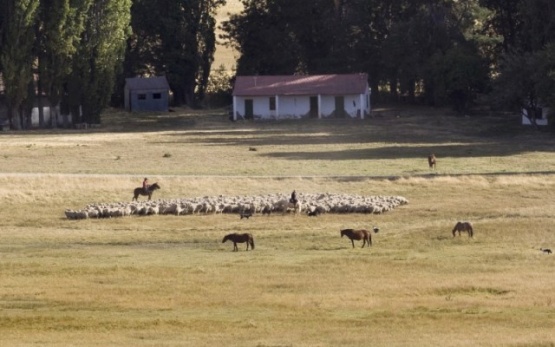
[[132, 182, 160, 201], [428, 153, 436, 169], [222, 233, 255, 251], [452, 221, 473, 238], [340, 229, 373, 248]]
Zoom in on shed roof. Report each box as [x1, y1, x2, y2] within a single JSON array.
[[125, 76, 169, 91], [233, 73, 369, 96]]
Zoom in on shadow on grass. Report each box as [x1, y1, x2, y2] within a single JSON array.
[[152, 112, 555, 160], [258, 143, 538, 161]]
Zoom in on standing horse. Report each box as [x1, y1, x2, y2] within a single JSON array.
[[222, 233, 255, 251], [452, 221, 473, 238], [340, 229, 373, 248], [132, 182, 160, 201], [428, 153, 436, 169]]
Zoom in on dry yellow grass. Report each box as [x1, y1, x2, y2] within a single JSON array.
[[1, 108, 555, 346], [213, 0, 243, 72]]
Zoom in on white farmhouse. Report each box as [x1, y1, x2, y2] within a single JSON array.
[[232, 73, 371, 120]]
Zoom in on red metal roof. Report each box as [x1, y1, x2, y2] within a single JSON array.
[[232, 73, 369, 96]]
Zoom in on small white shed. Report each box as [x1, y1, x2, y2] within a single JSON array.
[[522, 106, 549, 126], [124, 76, 170, 112], [232, 73, 371, 120]]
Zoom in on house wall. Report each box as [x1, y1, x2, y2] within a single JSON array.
[[320, 94, 370, 118], [29, 104, 78, 128], [0, 97, 77, 129], [276, 96, 310, 118], [31, 104, 52, 125], [522, 107, 549, 126], [234, 92, 370, 120]]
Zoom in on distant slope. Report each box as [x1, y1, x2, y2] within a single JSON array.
[[213, 0, 243, 73]]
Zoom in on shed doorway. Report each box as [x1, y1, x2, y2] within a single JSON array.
[[244, 99, 254, 119], [309, 96, 318, 118], [334, 96, 346, 118]]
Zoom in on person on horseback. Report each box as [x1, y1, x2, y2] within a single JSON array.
[[142, 178, 150, 194], [290, 190, 298, 204]]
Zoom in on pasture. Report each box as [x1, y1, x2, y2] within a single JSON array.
[[1, 107, 555, 346]]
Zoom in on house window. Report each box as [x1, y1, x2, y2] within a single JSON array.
[[138, 94, 146, 100], [269, 96, 276, 111], [153, 93, 162, 99]]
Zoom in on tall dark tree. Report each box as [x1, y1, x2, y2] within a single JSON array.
[[516, 0, 555, 52], [125, 0, 160, 77], [281, 0, 337, 74], [380, 2, 456, 102], [479, 0, 522, 52], [487, 0, 555, 123], [125, 0, 225, 107], [67, 0, 131, 124], [35, 0, 91, 127], [0, 0, 40, 129], [428, 44, 490, 111], [222, 0, 490, 110], [492, 49, 547, 127], [0, 1, 5, 74], [220, 0, 303, 75], [222, 0, 375, 75]]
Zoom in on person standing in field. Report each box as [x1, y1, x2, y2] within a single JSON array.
[[290, 190, 298, 204], [142, 178, 150, 193]]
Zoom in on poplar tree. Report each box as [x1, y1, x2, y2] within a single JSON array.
[[0, 0, 39, 129], [36, 0, 92, 127], [67, 0, 132, 124], [125, 0, 225, 107]]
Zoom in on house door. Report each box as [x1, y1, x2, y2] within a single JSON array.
[[334, 96, 346, 118], [244, 99, 254, 119], [309, 96, 318, 118]]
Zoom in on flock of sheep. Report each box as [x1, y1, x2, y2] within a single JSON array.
[[64, 192, 409, 219]]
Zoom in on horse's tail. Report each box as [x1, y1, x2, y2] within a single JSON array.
[[250, 237, 255, 250], [468, 223, 474, 237], [368, 233, 372, 246]]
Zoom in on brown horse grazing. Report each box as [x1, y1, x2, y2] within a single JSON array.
[[428, 153, 436, 169], [133, 182, 160, 201], [340, 229, 373, 248], [222, 233, 255, 251], [452, 221, 473, 238]]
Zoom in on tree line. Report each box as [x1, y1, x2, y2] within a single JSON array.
[[0, 0, 132, 128], [222, 0, 555, 125], [0, 0, 223, 129], [1, 0, 555, 129]]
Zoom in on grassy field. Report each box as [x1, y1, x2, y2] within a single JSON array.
[[1, 107, 555, 346]]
